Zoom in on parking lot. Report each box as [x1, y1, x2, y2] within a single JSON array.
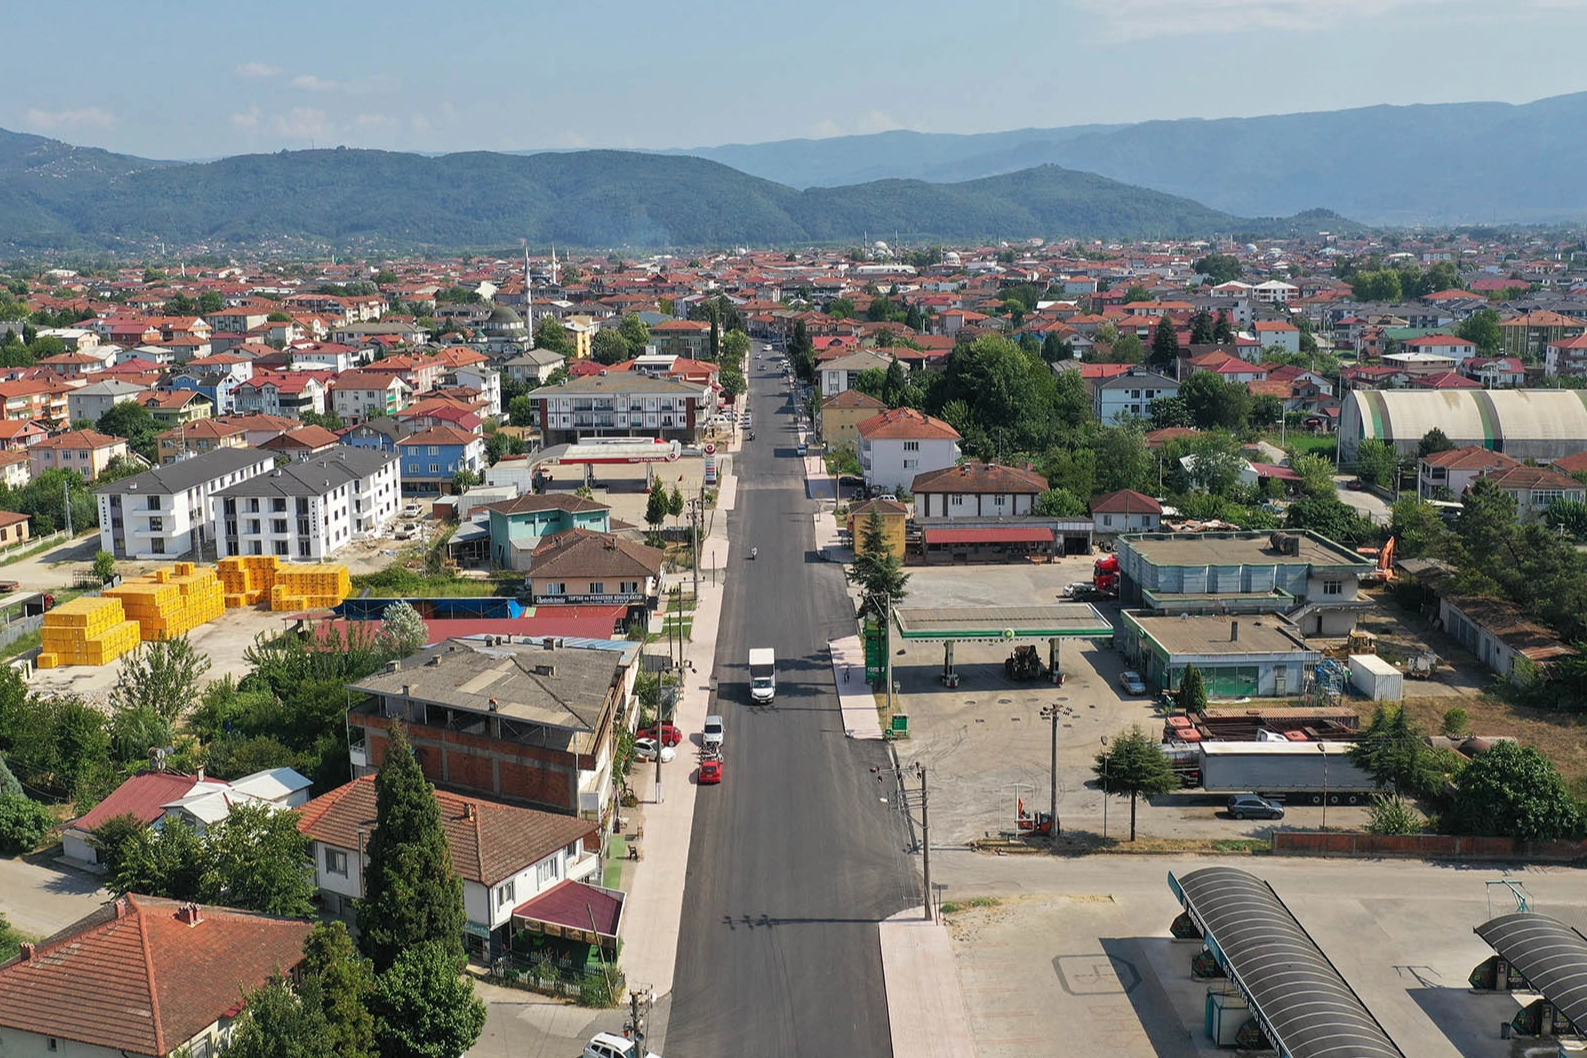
[[932, 851, 1576, 1058], [887, 559, 1370, 843]]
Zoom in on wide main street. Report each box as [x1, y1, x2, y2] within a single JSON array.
[[666, 360, 917, 1055]]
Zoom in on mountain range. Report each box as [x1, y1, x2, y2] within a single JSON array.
[[0, 128, 1336, 254], [673, 92, 1587, 225]]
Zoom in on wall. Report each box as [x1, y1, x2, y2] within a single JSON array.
[[1273, 831, 1587, 861]]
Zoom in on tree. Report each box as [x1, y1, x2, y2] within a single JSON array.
[[882, 357, 907, 408], [0, 794, 53, 854], [356, 723, 466, 973], [1545, 498, 1587, 540], [508, 394, 535, 428], [1093, 726, 1180, 841], [1365, 794, 1423, 836], [1182, 433, 1247, 495], [590, 329, 630, 366], [1284, 495, 1376, 546], [89, 813, 146, 876], [667, 483, 685, 527], [370, 941, 487, 1058], [110, 637, 211, 722], [1149, 395, 1191, 429], [1292, 454, 1337, 499], [92, 550, 117, 584], [205, 801, 317, 917], [644, 486, 668, 536], [299, 410, 345, 431], [1189, 309, 1216, 345], [301, 922, 378, 1058], [0, 755, 20, 798], [1447, 741, 1582, 842], [1121, 285, 1153, 305], [1417, 427, 1456, 459], [1179, 665, 1208, 713], [1033, 488, 1086, 517], [1348, 705, 1433, 796], [380, 601, 427, 658], [223, 976, 333, 1058], [722, 329, 751, 365], [1193, 254, 1243, 284], [97, 400, 159, 461], [1212, 310, 1234, 344], [533, 317, 573, 355], [1458, 309, 1503, 356], [112, 817, 212, 902], [1354, 438, 1399, 488], [1425, 260, 1461, 293], [848, 511, 909, 618], [617, 314, 650, 351], [1150, 315, 1179, 370], [1106, 333, 1145, 364], [1179, 372, 1251, 430]]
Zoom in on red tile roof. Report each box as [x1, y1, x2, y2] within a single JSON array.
[[0, 895, 312, 1056], [1549, 451, 1587, 475], [296, 776, 597, 886], [1089, 489, 1162, 515], [911, 462, 1046, 494], [1420, 446, 1522, 470], [856, 408, 961, 441], [69, 771, 227, 832]]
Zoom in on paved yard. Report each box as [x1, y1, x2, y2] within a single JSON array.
[[0, 856, 109, 940], [933, 851, 1580, 1058]]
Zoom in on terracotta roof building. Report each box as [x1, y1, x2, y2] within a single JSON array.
[[526, 529, 665, 610], [0, 895, 312, 1058]]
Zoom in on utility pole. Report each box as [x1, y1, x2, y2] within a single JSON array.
[[1040, 702, 1067, 838], [884, 592, 895, 717], [1100, 735, 1110, 839], [690, 496, 700, 602], [627, 986, 653, 1053], [917, 763, 931, 921], [1320, 742, 1330, 832], [63, 480, 72, 536]]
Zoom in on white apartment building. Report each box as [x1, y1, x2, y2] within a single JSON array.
[[213, 448, 401, 560], [330, 371, 413, 424], [452, 364, 502, 419], [856, 408, 962, 493], [94, 447, 275, 560], [1093, 368, 1179, 425]]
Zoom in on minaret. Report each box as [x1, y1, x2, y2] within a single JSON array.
[[550, 246, 559, 287], [524, 246, 533, 343]]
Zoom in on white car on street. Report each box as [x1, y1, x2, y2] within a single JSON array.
[[702, 714, 725, 749], [633, 738, 676, 763], [585, 1032, 660, 1058]]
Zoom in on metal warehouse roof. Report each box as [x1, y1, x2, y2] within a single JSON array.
[[1347, 389, 1587, 446], [1475, 913, 1587, 1030], [1170, 867, 1404, 1058], [892, 604, 1113, 640]]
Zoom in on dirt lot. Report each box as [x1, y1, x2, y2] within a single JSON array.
[[885, 559, 1373, 844]]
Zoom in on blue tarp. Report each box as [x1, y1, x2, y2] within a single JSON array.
[[336, 596, 525, 620]]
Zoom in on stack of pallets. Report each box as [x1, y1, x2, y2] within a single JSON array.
[[269, 563, 353, 612], [36, 597, 142, 668], [105, 563, 227, 640], [218, 555, 280, 608]]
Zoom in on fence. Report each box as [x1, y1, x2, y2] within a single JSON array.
[[489, 951, 623, 1004], [0, 615, 43, 653], [1272, 831, 1587, 862]]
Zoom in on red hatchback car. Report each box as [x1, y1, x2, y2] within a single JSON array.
[[698, 759, 723, 785], [637, 723, 682, 747]]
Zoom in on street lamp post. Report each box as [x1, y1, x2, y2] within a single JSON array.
[[1319, 742, 1329, 832], [1100, 736, 1110, 840]]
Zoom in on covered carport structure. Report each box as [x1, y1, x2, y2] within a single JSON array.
[[891, 603, 1113, 687], [1169, 866, 1405, 1058], [1472, 913, 1587, 1038]]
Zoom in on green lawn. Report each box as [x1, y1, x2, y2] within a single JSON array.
[[603, 836, 627, 890]]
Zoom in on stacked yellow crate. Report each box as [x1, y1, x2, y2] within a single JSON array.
[[218, 555, 281, 608], [37, 596, 141, 667], [269, 563, 352, 611], [105, 564, 228, 641]]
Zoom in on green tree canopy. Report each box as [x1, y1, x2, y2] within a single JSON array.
[[848, 510, 909, 619], [1457, 309, 1503, 356], [223, 976, 333, 1058], [617, 314, 650, 350], [1417, 427, 1456, 459], [1094, 725, 1180, 841], [356, 723, 466, 973], [205, 801, 317, 917], [533, 317, 574, 355], [1447, 741, 1582, 842], [590, 329, 630, 365], [1179, 371, 1251, 431], [370, 941, 487, 1058], [109, 636, 211, 722], [1353, 438, 1400, 488], [1033, 488, 1086, 517], [1151, 315, 1179, 370], [302, 922, 378, 1058], [1193, 254, 1243, 284]]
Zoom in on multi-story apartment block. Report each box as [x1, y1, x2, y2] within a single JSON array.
[[529, 373, 709, 445], [95, 448, 274, 560], [214, 448, 401, 559]]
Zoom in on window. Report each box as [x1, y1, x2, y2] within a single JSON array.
[[1102, 514, 1113, 527], [272, 498, 287, 513], [299, 541, 312, 557], [535, 857, 560, 887], [250, 541, 263, 555], [619, 581, 639, 594], [247, 498, 260, 513], [902, 459, 917, 469], [589, 582, 604, 595], [152, 538, 166, 554], [429, 463, 439, 473], [428, 445, 440, 455], [273, 540, 289, 555], [149, 516, 163, 532], [902, 441, 920, 452], [993, 494, 1006, 507], [950, 494, 964, 507], [544, 582, 565, 595], [1322, 580, 1343, 596], [272, 519, 288, 534], [246, 519, 259, 533], [325, 848, 348, 876], [147, 496, 162, 510], [496, 880, 516, 908]]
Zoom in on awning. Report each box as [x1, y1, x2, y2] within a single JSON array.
[[922, 527, 1056, 545], [512, 879, 626, 948]]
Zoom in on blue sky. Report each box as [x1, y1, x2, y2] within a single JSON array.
[[9, 0, 1587, 160]]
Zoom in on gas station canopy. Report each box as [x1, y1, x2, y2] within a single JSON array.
[[892, 604, 1114, 641]]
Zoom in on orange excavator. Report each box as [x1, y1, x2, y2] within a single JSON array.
[[1017, 796, 1056, 837], [1355, 536, 1397, 585]]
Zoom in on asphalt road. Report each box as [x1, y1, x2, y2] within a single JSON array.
[[666, 361, 917, 1057]]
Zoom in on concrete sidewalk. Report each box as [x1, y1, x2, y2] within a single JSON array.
[[879, 908, 977, 1058], [615, 470, 735, 1048], [829, 635, 884, 740]]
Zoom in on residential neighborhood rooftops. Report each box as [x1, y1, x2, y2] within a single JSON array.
[[0, 895, 313, 1057], [296, 775, 598, 887], [213, 449, 397, 499], [529, 528, 665, 580], [69, 770, 230, 832], [857, 407, 961, 441]]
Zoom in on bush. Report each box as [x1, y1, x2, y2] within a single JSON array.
[[0, 794, 54, 854], [1441, 707, 1470, 737]]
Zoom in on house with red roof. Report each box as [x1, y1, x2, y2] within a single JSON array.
[[1478, 464, 1586, 521], [396, 425, 486, 493], [1407, 370, 1481, 391], [1417, 446, 1521, 501], [857, 408, 962, 493], [0, 895, 314, 1058], [1544, 334, 1587, 379], [29, 429, 129, 482], [60, 769, 230, 864], [297, 774, 607, 958], [1090, 489, 1163, 536], [1399, 333, 1477, 363], [234, 371, 329, 419], [1461, 356, 1527, 388]]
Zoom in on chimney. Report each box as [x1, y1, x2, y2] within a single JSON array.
[[464, 803, 476, 821], [19, 942, 35, 961], [176, 903, 204, 926], [115, 897, 129, 918], [1230, 620, 1239, 642], [385, 660, 400, 673], [196, 767, 205, 782]]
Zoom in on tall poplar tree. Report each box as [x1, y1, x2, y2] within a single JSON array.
[[356, 724, 465, 973]]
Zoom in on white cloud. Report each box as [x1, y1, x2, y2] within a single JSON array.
[[25, 107, 114, 130], [235, 61, 281, 78], [290, 74, 341, 92], [555, 130, 591, 148], [808, 119, 844, 139], [355, 113, 396, 130], [411, 112, 432, 135], [230, 107, 261, 129], [272, 107, 335, 142]]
